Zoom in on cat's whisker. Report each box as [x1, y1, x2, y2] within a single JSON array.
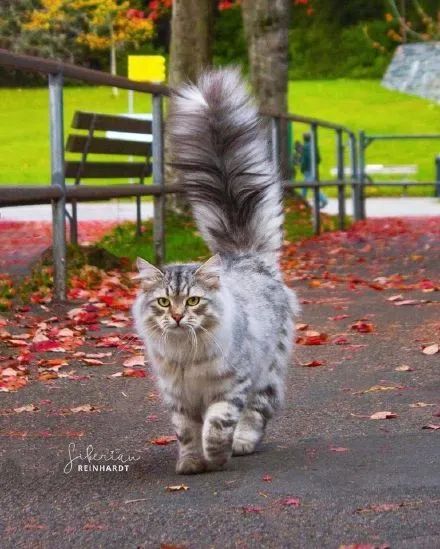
[[187, 325, 198, 363], [198, 325, 225, 361]]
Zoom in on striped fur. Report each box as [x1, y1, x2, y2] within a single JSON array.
[[133, 69, 297, 475]]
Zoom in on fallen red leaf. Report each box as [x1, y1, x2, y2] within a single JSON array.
[[151, 435, 177, 446], [30, 340, 66, 353], [300, 360, 325, 367], [333, 335, 349, 345], [123, 354, 145, 368], [280, 497, 301, 507], [166, 484, 189, 492], [351, 321, 375, 333], [356, 502, 403, 513], [328, 314, 349, 321], [70, 404, 101, 413], [82, 358, 104, 366], [370, 411, 397, 420], [296, 330, 328, 345], [122, 368, 146, 378], [422, 343, 439, 355], [422, 424, 440, 430]]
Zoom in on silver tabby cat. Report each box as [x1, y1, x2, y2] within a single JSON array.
[[133, 68, 298, 474]]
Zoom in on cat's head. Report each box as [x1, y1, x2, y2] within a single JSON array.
[[135, 255, 223, 336]]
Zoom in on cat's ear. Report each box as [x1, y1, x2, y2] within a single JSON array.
[[195, 254, 222, 290], [134, 257, 164, 288]]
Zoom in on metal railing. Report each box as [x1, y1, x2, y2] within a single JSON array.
[[0, 48, 169, 300], [358, 132, 440, 217], [265, 111, 361, 232], [0, 48, 360, 300]]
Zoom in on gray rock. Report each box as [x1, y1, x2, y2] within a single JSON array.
[[382, 42, 440, 103]]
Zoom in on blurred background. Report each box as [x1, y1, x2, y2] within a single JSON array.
[[0, 0, 439, 193]]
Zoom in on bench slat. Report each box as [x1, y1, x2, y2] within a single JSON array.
[[65, 161, 152, 179], [72, 111, 152, 134], [66, 135, 152, 156]]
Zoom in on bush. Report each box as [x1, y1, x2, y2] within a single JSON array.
[[213, 6, 247, 70], [288, 21, 393, 80]]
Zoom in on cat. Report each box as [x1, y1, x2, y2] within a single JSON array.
[[133, 68, 297, 475]]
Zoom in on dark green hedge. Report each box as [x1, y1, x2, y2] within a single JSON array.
[[288, 21, 393, 80]]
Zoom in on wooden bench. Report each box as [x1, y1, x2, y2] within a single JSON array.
[[65, 111, 153, 242], [330, 164, 418, 194]]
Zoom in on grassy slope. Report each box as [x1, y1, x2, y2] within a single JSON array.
[[0, 80, 438, 194], [100, 198, 343, 264], [0, 87, 151, 184], [288, 80, 440, 196]]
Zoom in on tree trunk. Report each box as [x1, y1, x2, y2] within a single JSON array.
[[168, 0, 214, 87], [167, 0, 215, 210], [241, 0, 290, 178], [110, 26, 118, 97]]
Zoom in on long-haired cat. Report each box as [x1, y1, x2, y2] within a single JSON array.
[[133, 68, 297, 474]]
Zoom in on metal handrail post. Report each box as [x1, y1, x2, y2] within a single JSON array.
[[349, 133, 360, 221], [49, 72, 67, 300], [152, 94, 165, 266], [358, 130, 366, 220], [336, 129, 346, 230], [310, 123, 320, 235], [436, 155, 440, 198]]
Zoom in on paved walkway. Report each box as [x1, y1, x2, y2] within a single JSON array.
[[1, 197, 439, 222], [0, 201, 154, 222], [0, 220, 117, 277], [323, 196, 440, 217], [0, 217, 439, 548]]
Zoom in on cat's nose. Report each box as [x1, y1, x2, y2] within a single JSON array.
[[171, 312, 184, 325]]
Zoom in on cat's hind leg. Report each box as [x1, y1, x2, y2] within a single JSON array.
[[232, 383, 280, 456]]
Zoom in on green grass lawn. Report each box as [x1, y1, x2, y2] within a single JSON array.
[[0, 80, 439, 195], [0, 87, 152, 185], [288, 80, 440, 197], [99, 197, 343, 264]]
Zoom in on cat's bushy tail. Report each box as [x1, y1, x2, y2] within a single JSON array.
[[168, 68, 283, 257]]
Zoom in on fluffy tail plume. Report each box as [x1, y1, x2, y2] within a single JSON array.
[[168, 68, 283, 256]]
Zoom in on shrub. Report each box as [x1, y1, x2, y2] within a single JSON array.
[[288, 21, 393, 80]]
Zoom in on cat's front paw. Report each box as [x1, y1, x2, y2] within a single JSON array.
[[232, 437, 257, 456], [176, 456, 207, 475], [203, 446, 231, 470]]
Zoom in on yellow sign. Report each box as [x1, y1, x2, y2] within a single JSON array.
[[128, 55, 166, 83]]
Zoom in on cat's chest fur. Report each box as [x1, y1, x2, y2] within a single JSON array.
[[151, 350, 232, 416]]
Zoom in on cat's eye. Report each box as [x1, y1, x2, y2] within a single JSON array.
[[186, 296, 200, 306], [157, 297, 170, 307]]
